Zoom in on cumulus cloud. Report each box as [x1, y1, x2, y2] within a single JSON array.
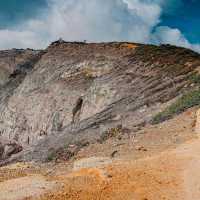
[[0, 0, 160, 48], [0, 0, 199, 53], [152, 26, 200, 52], [46, 0, 161, 42]]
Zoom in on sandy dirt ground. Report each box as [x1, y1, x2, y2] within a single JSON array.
[[0, 108, 200, 200], [38, 138, 200, 200]]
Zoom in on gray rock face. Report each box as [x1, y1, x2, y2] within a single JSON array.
[[0, 42, 200, 162], [0, 143, 4, 159], [2, 142, 23, 159], [0, 49, 40, 86]]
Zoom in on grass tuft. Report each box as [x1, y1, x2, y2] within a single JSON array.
[[189, 73, 200, 84], [47, 152, 56, 162]]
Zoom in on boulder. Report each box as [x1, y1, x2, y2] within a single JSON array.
[[2, 142, 23, 159]]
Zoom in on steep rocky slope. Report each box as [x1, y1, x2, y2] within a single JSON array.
[[0, 41, 200, 164]]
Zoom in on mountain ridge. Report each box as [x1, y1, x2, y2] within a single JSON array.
[[0, 41, 200, 164]]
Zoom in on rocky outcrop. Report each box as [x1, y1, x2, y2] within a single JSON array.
[[0, 139, 23, 161], [0, 49, 40, 85], [0, 42, 200, 163]]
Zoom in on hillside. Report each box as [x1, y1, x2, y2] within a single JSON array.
[[0, 41, 200, 165], [0, 107, 199, 200]]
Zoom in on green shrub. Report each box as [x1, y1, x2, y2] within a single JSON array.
[[152, 89, 200, 124], [47, 152, 56, 162], [189, 73, 200, 84]]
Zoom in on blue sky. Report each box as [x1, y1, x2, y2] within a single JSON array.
[[160, 0, 200, 43], [0, 0, 199, 51], [0, 0, 47, 28]]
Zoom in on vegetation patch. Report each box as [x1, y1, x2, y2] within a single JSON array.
[[152, 89, 200, 124], [47, 152, 57, 162], [189, 73, 200, 84]]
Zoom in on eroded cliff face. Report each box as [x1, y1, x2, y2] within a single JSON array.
[[0, 42, 200, 162]]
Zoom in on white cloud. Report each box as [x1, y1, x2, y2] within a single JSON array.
[[0, 0, 199, 53], [0, 29, 46, 49], [46, 0, 161, 42], [0, 0, 161, 49], [152, 26, 200, 52]]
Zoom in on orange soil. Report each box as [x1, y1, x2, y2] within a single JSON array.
[[40, 137, 200, 200]]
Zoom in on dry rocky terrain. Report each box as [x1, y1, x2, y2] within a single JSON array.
[[0, 108, 199, 200], [0, 41, 200, 199]]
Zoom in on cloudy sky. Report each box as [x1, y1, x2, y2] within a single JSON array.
[[0, 0, 200, 52]]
